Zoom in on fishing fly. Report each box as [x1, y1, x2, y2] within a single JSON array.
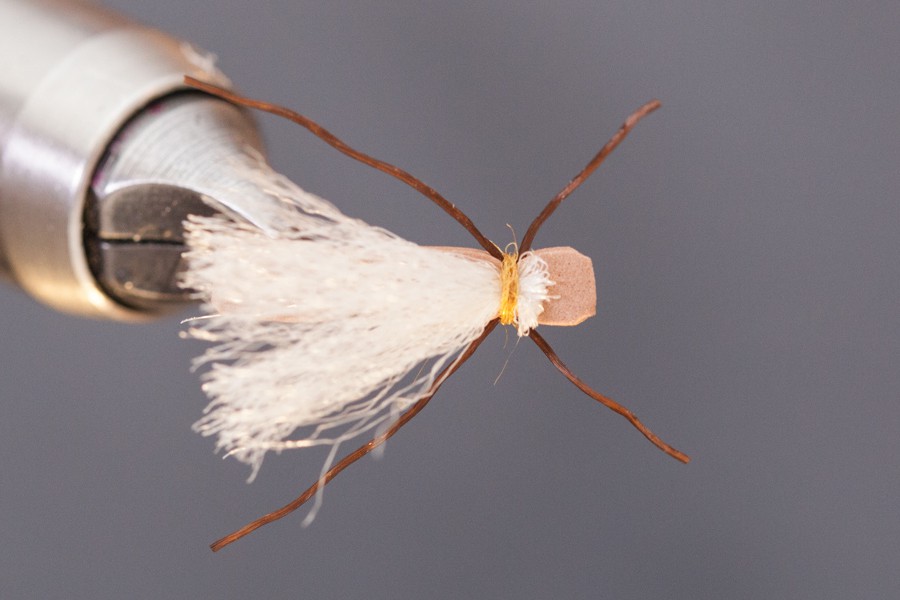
[[182, 76, 689, 551]]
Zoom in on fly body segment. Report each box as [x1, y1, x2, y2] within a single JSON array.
[[181, 76, 690, 552]]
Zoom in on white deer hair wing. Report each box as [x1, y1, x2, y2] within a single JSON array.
[[180, 156, 552, 480]]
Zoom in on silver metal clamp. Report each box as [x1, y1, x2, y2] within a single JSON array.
[[0, 0, 266, 320]]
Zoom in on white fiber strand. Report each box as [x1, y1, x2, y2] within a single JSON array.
[[515, 252, 555, 336], [181, 153, 553, 488], [181, 157, 502, 479]]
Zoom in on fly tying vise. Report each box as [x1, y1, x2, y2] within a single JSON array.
[[181, 76, 690, 552]]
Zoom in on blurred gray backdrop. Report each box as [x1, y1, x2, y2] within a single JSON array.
[[2, 1, 898, 598]]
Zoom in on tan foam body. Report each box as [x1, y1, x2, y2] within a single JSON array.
[[434, 246, 596, 327]]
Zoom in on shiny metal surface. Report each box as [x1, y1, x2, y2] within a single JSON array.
[[0, 0, 238, 320], [88, 92, 266, 312]]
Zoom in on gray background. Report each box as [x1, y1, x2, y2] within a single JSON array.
[[2, 1, 898, 598]]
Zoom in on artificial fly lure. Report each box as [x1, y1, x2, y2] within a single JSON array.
[[181, 76, 690, 552]]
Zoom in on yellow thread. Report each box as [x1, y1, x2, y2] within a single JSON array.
[[498, 252, 519, 326]]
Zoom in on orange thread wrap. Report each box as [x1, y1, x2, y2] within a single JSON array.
[[498, 252, 519, 325]]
